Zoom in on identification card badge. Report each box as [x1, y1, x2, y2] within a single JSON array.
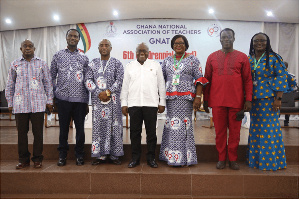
[[172, 74, 180, 85], [97, 76, 107, 89], [31, 78, 39, 89], [253, 80, 258, 86], [98, 67, 104, 74]]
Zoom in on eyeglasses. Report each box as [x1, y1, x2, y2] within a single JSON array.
[[174, 42, 185, 46], [253, 39, 267, 43]]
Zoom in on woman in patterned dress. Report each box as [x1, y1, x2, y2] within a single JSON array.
[[247, 32, 290, 170], [159, 35, 208, 166]]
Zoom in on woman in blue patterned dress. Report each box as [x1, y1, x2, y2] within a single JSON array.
[[159, 35, 208, 166], [247, 32, 290, 171]]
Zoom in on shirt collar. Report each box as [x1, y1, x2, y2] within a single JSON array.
[[19, 55, 39, 61], [65, 47, 79, 53]]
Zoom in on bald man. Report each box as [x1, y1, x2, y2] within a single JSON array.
[[85, 39, 124, 165], [5, 39, 53, 169], [120, 43, 166, 168]]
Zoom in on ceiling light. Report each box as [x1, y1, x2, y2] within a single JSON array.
[[53, 14, 60, 21], [113, 10, 118, 16], [266, 11, 273, 17], [208, 9, 214, 14], [5, 18, 12, 24]]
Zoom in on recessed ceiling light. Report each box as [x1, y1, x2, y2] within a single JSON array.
[[5, 18, 12, 24], [266, 11, 273, 17], [53, 14, 60, 21], [113, 10, 118, 16], [208, 9, 214, 14]]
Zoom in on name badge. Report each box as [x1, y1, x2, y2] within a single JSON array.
[[172, 74, 180, 85], [31, 78, 39, 89], [98, 67, 104, 74], [97, 76, 107, 89]]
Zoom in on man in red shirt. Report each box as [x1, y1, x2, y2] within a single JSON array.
[[204, 28, 253, 170]]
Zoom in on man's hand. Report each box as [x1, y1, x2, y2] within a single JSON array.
[[46, 104, 53, 113], [122, 106, 128, 116], [158, 105, 165, 113], [8, 107, 13, 113], [244, 101, 252, 112], [273, 99, 281, 112], [53, 97, 58, 112], [203, 101, 209, 113], [98, 91, 110, 102], [193, 97, 201, 111]]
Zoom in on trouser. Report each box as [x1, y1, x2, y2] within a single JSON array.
[[15, 112, 44, 163], [57, 99, 87, 159], [212, 106, 242, 161], [284, 114, 290, 124], [128, 106, 158, 161]]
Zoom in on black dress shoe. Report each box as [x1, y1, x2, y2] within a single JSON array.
[[229, 161, 240, 170], [76, 158, 84, 166], [57, 158, 66, 166], [147, 159, 158, 168], [16, 162, 30, 169], [128, 160, 140, 168], [110, 159, 121, 165], [91, 159, 106, 165], [34, 162, 42, 168], [216, 161, 226, 169]]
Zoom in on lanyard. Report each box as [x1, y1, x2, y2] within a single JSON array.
[[253, 52, 265, 71], [173, 53, 185, 71], [100, 57, 111, 73]]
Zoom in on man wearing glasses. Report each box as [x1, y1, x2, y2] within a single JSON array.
[[203, 28, 253, 170]]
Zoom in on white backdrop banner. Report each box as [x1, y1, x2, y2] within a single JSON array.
[[79, 19, 262, 68]]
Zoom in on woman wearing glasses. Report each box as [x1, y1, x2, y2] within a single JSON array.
[[159, 35, 208, 166], [247, 32, 290, 171]]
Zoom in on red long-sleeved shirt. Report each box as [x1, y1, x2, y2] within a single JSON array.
[[204, 50, 253, 109]]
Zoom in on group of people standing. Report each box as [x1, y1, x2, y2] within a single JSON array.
[[5, 27, 296, 171]]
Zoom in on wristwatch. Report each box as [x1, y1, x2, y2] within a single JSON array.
[[105, 90, 111, 97], [276, 96, 282, 101]]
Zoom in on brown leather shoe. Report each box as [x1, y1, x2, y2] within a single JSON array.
[[229, 161, 240, 170], [216, 161, 226, 169], [34, 162, 42, 168], [16, 162, 30, 169]]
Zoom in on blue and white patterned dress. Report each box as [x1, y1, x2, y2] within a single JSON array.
[[159, 55, 208, 166], [85, 57, 124, 159], [247, 53, 290, 170]]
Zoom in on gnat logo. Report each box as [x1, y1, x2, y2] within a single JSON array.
[[106, 21, 117, 37], [170, 117, 181, 130], [101, 108, 110, 119], [207, 24, 221, 37]]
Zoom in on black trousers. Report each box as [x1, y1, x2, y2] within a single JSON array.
[[15, 112, 44, 163], [57, 99, 87, 159], [128, 106, 158, 161], [284, 114, 290, 124]]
